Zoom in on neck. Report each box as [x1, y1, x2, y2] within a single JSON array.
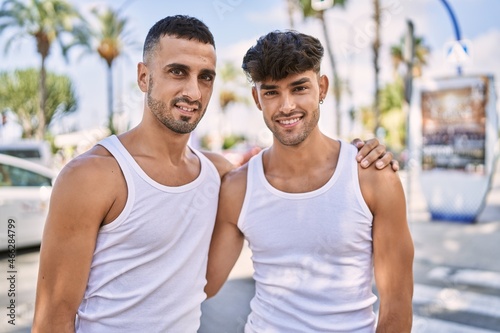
[[120, 120, 193, 164], [266, 129, 338, 174]]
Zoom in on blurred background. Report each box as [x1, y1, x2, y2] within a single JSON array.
[[0, 0, 498, 163], [1, 0, 500, 332]]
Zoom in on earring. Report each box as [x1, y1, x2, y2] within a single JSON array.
[[319, 99, 324, 105]]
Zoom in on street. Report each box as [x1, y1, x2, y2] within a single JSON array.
[[1, 163, 500, 332]]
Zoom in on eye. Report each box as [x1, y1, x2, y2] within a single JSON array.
[[293, 86, 307, 92], [263, 91, 277, 96], [170, 68, 184, 76], [200, 74, 214, 82]]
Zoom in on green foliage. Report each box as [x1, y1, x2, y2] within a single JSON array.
[[218, 61, 250, 112], [222, 134, 246, 150], [0, 68, 77, 138], [296, 0, 347, 18], [375, 80, 406, 151], [390, 35, 430, 78], [0, 0, 90, 58], [0, 0, 89, 139], [89, 4, 136, 135]]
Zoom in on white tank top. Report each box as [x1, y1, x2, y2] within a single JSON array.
[[239, 140, 377, 333], [75, 135, 220, 332]]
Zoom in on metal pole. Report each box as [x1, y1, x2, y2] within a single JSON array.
[[404, 20, 415, 225], [439, 0, 463, 75]]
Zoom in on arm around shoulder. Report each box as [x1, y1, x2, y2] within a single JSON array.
[[359, 166, 414, 332], [201, 151, 236, 179], [32, 149, 123, 333], [205, 165, 247, 298]]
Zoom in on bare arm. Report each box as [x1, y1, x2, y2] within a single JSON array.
[[352, 138, 399, 171], [359, 166, 414, 332], [32, 150, 123, 333], [205, 166, 247, 298]]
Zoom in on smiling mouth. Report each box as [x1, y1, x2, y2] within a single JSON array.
[[278, 117, 302, 126], [175, 104, 198, 113]]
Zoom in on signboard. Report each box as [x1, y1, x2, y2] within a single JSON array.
[[409, 75, 497, 222], [444, 40, 472, 65], [421, 77, 487, 174]]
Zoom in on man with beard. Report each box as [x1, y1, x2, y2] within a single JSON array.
[[205, 31, 414, 333], [33, 17, 396, 333]]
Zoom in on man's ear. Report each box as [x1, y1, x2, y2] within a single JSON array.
[[251, 86, 262, 111], [319, 74, 329, 100], [137, 62, 148, 93]]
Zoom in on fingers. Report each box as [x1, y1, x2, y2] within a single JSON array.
[[351, 138, 365, 150], [356, 138, 384, 168], [374, 150, 393, 169], [354, 138, 377, 162], [390, 159, 400, 172], [352, 137, 399, 171]]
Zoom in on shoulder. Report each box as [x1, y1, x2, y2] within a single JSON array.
[[200, 150, 236, 179], [358, 163, 404, 213], [53, 145, 123, 203], [57, 145, 120, 182], [221, 163, 248, 191]]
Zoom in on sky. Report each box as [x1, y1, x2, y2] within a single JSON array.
[[1, 0, 499, 145]]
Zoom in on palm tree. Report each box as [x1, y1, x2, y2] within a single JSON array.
[[0, 68, 77, 138], [292, 0, 348, 137], [372, 0, 381, 135], [0, 0, 89, 139], [217, 61, 249, 146], [390, 36, 430, 78], [90, 3, 135, 135], [286, 0, 297, 29]]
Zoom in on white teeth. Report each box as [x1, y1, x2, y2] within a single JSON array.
[[279, 118, 300, 125], [177, 105, 195, 112]]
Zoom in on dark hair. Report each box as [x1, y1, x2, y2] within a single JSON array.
[[143, 15, 215, 62], [242, 30, 324, 83]]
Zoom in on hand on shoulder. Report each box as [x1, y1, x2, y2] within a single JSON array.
[[201, 151, 236, 179]]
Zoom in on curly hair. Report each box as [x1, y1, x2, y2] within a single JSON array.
[[143, 15, 215, 63], [242, 30, 324, 83]]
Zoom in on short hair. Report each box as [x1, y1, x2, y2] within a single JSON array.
[[242, 30, 324, 83], [143, 15, 215, 62]]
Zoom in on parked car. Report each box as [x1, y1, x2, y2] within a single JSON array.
[[0, 153, 58, 250], [0, 140, 53, 167]]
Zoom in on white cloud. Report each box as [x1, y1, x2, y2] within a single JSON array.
[[245, 3, 288, 25]]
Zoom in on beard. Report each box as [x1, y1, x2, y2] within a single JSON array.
[[147, 76, 205, 134], [264, 108, 320, 146]]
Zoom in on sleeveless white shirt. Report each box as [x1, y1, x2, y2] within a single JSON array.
[[239, 140, 377, 333], [75, 135, 220, 332]]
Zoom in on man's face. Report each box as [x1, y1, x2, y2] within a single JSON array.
[[139, 35, 216, 134], [252, 71, 327, 146]]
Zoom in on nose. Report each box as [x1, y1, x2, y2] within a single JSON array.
[[279, 92, 295, 113], [182, 75, 202, 101]]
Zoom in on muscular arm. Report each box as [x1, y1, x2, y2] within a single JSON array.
[[204, 166, 247, 298], [32, 149, 123, 333], [359, 166, 414, 332]]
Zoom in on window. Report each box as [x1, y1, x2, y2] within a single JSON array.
[[0, 164, 52, 187]]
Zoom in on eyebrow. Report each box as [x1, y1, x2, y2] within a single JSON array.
[[164, 63, 189, 72], [163, 63, 216, 78], [260, 77, 311, 90]]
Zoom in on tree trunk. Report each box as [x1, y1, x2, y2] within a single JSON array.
[[319, 12, 342, 137], [36, 56, 47, 140], [287, 0, 295, 29], [372, 0, 381, 135], [107, 63, 115, 135]]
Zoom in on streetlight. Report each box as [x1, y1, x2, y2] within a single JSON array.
[[439, 0, 463, 75]]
